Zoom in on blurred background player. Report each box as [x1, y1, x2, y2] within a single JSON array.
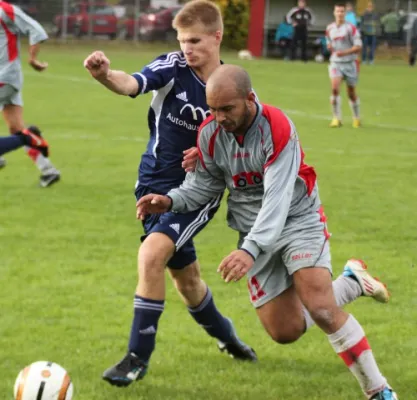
[[326, 3, 362, 128], [137, 64, 397, 400], [0, 0, 60, 187], [84, 0, 256, 388], [0, 125, 48, 157], [286, 0, 315, 62]]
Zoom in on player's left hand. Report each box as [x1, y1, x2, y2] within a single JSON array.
[[218, 250, 255, 283], [182, 147, 199, 172], [136, 194, 172, 220], [335, 50, 344, 57], [29, 59, 48, 72]]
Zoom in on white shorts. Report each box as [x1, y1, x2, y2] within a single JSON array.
[[328, 61, 359, 87], [239, 206, 332, 308], [0, 84, 23, 110]]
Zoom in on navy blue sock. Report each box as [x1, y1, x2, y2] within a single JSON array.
[[128, 295, 164, 363], [0, 135, 24, 156], [188, 288, 233, 343]]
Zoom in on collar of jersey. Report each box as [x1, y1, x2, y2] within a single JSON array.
[[186, 57, 224, 88]]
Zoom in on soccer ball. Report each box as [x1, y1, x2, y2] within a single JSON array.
[[14, 361, 73, 400], [315, 54, 325, 63], [238, 49, 253, 60]]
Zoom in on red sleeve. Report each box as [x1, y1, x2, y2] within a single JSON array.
[[196, 115, 219, 170], [0, 2, 16, 21], [262, 105, 292, 169]]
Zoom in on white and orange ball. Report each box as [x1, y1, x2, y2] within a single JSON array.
[[14, 361, 73, 400]]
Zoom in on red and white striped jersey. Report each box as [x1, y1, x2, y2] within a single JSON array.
[[0, 1, 48, 90], [326, 22, 362, 63]]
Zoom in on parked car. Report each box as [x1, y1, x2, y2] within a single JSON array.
[[124, 6, 181, 41], [54, 2, 119, 39]]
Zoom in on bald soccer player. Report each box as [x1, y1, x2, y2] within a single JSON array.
[[137, 65, 398, 400]]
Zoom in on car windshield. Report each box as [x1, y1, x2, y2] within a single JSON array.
[[91, 5, 114, 15]]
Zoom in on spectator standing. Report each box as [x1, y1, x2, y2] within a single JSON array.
[[381, 9, 400, 48], [361, 2, 379, 64], [345, 2, 358, 27], [287, 0, 315, 62]]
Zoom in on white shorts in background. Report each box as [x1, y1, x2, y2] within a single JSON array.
[[328, 61, 359, 87]]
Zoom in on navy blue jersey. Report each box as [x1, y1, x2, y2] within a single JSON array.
[[131, 51, 212, 193]]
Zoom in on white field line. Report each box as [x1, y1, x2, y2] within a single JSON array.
[[25, 71, 417, 137], [53, 131, 416, 158]]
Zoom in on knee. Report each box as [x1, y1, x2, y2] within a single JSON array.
[[307, 306, 337, 329], [331, 88, 339, 97], [347, 90, 356, 101], [264, 321, 305, 345], [138, 235, 173, 277], [171, 265, 202, 296]]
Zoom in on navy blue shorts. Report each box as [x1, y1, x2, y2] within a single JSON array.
[[135, 185, 222, 269]]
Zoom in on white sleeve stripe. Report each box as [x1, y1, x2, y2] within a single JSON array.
[[147, 52, 185, 69], [151, 60, 187, 72], [306, 8, 315, 24], [148, 56, 187, 71], [131, 72, 148, 94], [139, 73, 147, 94], [286, 7, 298, 23], [147, 51, 182, 68]]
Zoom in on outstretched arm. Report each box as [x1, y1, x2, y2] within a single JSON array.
[[84, 51, 139, 96]]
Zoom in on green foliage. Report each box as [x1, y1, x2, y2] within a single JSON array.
[[215, 0, 250, 49]]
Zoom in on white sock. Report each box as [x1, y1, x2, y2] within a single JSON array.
[[349, 97, 360, 119], [25, 146, 58, 174], [302, 277, 362, 330], [333, 275, 362, 306], [328, 315, 387, 398], [330, 95, 342, 119]]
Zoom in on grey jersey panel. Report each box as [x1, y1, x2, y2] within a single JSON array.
[[168, 104, 320, 259]]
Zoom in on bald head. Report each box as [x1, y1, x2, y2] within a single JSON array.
[[206, 65, 257, 135], [207, 64, 252, 99]]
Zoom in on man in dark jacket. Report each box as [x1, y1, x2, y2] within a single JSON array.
[[287, 0, 315, 62]]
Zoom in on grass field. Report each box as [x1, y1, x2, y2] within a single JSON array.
[[1, 42, 417, 400]]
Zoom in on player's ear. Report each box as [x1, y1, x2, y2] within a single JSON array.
[[247, 91, 256, 103], [215, 30, 223, 43]]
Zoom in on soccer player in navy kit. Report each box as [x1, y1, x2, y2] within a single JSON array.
[[84, 0, 256, 386]]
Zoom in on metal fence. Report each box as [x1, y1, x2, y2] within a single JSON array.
[[10, 0, 181, 42]]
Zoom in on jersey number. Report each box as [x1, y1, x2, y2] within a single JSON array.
[[248, 276, 266, 302]]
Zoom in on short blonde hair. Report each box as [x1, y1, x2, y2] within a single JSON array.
[[173, 0, 223, 33]]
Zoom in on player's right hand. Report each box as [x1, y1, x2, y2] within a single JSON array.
[[83, 51, 110, 80], [136, 194, 172, 220], [29, 59, 48, 72], [182, 147, 199, 172]]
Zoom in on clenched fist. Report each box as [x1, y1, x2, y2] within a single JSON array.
[[83, 51, 110, 80]]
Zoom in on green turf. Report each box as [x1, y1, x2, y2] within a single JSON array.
[[1, 42, 416, 399]]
